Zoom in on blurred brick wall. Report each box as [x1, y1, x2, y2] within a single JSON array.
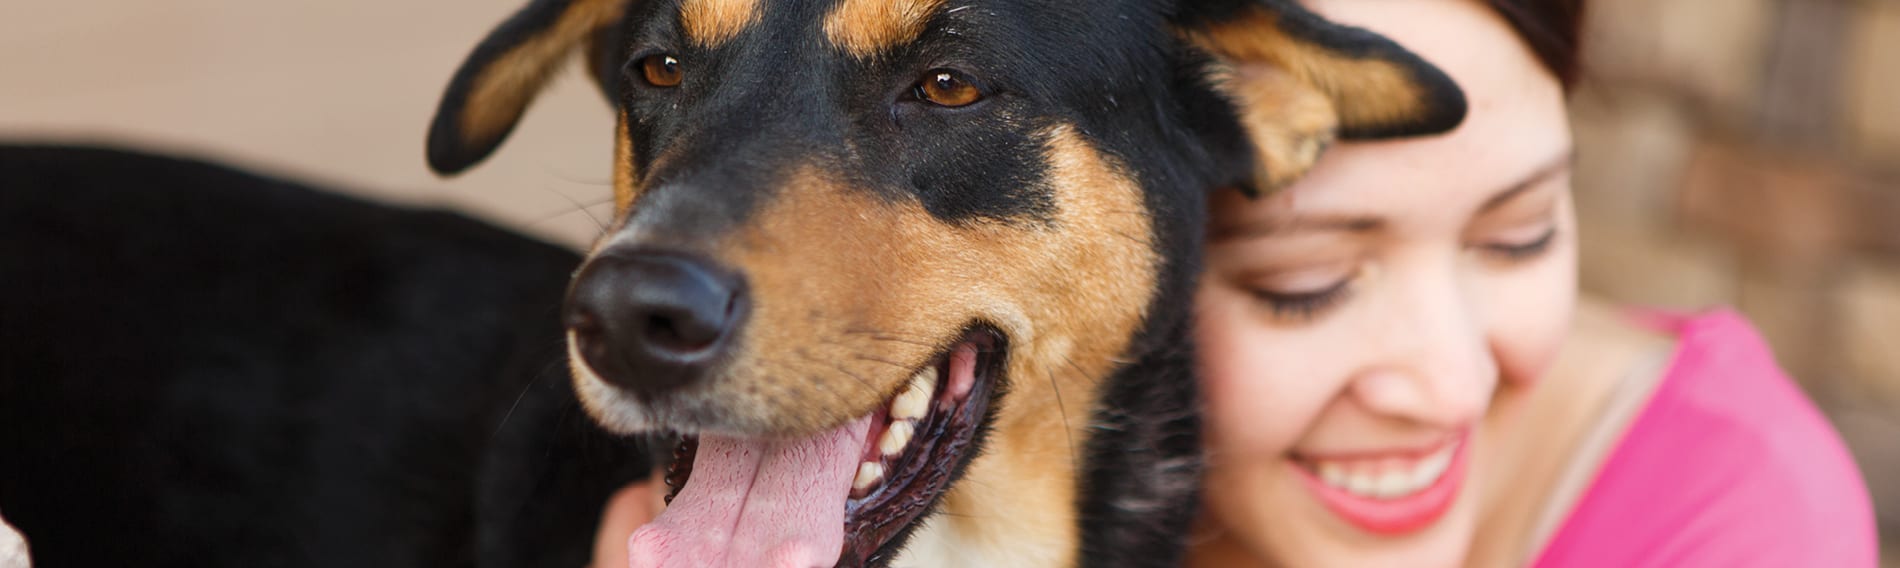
[[1573, 0, 1899, 555]]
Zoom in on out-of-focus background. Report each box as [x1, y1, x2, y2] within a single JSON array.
[[0, 0, 619, 248], [1, 0, 1894, 561], [1573, 0, 1899, 561]]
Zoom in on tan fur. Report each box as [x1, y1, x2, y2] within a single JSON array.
[[1184, 6, 1431, 141], [612, 112, 640, 213], [1205, 62, 1338, 192], [890, 128, 1160, 567], [823, 0, 948, 57], [680, 0, 760, 46], [680, 125, 1157, 440], [576, 126, 1157, 565], [461, 0, 629, 150]]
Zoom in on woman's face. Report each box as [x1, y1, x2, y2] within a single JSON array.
[[1195, 0, 1576, 565]]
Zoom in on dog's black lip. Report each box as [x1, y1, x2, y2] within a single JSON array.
[[658, 328, 1007, 568]]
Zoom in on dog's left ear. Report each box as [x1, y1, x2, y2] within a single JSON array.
[[1175, 0, 1467, 193], [427, 0, 631, 176]]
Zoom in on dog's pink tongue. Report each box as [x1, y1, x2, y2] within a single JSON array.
[[629, 416, 872, 568]]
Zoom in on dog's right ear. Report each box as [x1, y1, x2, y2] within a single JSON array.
[[427, 0, 631, 176], [1173, 0, 1468, 194]]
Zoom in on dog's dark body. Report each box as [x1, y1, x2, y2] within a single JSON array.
[[0, 145, 652, 567]]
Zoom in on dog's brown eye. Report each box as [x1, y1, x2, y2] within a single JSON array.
[[641, 54, 683, 88], [916, 70, 982, 107]]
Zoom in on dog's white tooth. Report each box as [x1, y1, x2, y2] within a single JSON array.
[[912, 367, 938, 395], [891, 381, 931, 420], [879, 421, 916, 456], [853, 461, 885, 491]]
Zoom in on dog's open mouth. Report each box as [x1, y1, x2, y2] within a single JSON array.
[[635, 330, 1002, 568]]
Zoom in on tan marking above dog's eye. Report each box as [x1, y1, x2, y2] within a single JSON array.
[[916, 70, 983, 108], [641, 54, 684, 87]]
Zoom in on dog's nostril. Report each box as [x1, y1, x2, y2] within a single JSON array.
[[563, 251, 747, 397], [643, 313, 694, 352]]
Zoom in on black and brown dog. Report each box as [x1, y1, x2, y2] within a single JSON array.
[[427, 0, 1465, 566]]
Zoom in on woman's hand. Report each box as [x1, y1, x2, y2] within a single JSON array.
[[1, 508, 29, 568], [590, 480, 665, 568]]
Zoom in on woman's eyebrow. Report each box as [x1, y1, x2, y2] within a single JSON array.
[[1211, 212, 1382, 241], [1477, 151, 1575, 214]]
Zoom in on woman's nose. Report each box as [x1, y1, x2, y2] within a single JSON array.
[[1351, 263, 1498, 426]]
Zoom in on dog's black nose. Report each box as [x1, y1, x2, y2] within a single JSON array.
[[564, 252, 745, 398]]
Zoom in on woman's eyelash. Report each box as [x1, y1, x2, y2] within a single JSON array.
[[1251, 279, 1352, 321], [1481, 227, 1558, 261]]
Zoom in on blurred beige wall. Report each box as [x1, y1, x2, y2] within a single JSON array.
[[0, 0, 617, 249]]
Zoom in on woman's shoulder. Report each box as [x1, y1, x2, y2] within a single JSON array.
[[1535, 301, 1879, 567]]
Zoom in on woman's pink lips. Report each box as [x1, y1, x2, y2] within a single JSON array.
[[1291, 431, 1470, 536]]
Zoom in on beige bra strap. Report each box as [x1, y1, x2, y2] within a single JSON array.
[[1518, 347, 1674, 565]]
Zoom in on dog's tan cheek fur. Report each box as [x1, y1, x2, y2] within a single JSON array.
[[923, 129, 1147, 568], [823, 0, 948, 57], [680, 0, 760, 47], [1185, 6, 1427, 133], [894, 127, 1160, 567], [715, 127, 1154, 426], [706, 172, 940, 434], [612, 113, 641, 214], [461, 0, 629, 150]]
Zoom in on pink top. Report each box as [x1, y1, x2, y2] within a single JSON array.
[[1532, 309, 1880, 567]]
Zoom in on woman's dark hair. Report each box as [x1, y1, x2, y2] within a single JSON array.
[[1488, 0, 1586, 89]]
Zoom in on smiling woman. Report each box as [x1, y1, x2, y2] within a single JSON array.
[[1186, 0, 1879, 567]]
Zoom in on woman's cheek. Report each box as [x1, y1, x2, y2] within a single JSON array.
[[1483, 228, 1578, 387], [1196, 283, 1343, 458]]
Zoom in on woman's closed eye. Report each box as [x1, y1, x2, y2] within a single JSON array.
[[1474, 225, 1559, 263], [1245, 266, 1357, 322]]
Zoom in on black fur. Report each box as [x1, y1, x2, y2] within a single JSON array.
[[0, 145, 655, 567]]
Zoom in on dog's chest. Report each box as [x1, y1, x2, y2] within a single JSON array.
[[890, 518, 1066, 568]]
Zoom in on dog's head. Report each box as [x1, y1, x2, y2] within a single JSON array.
[[428, 0, 1462, 565]]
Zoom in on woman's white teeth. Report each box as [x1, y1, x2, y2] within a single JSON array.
[[853, 462, 884, 491], [1310, 442, 1456, 500]]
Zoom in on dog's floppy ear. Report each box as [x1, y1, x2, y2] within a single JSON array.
[[1176, 0, 1467, 193], [427, 0, 631, 175]]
